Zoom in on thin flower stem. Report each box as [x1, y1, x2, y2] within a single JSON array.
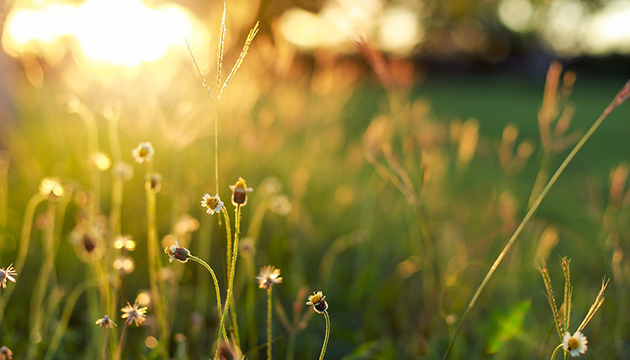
[[116, 322, 128, 360], [215, 205, 242, 359], [188, 255, 228, 341], [267, 287, 272, 360], [550, 343, 564, 360], [444, 98, 618, 359], [319, 311, 330, 360], [103, 327, 108, 360]]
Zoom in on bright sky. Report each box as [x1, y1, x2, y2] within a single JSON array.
[[2, 0, 629, 67]]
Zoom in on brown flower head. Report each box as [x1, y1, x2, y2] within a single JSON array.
[[164, 242, 190, 263], [95, 315, 117, 328], [256, 265, 282, 290], [306, 291, 328, 314], [121, 300, 148, 326], [0, 346, 12, 360], [229, 177, 253, 206], [0, 264, 17, 289], [217, 340, 244, 360]]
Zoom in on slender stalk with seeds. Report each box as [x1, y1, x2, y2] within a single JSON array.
[[442, 78, 630, 359]]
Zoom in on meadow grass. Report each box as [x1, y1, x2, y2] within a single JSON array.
[[0, 12, 629, 360]]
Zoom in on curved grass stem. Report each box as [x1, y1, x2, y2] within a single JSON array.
[[549, 343, 564, 360], [319, 311, 330, 360], [188, 255, 228, 341]]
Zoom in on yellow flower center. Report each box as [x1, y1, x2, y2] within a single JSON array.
[[568, 337, 580, 350], [206, 198, 218, 208]]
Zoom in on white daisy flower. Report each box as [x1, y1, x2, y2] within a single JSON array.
[[563, 331, 588, 357], [201, 193, 223, 215], [132, 142, 155, 164]]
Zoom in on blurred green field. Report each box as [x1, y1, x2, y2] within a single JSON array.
[[0, 55, 629, 360]]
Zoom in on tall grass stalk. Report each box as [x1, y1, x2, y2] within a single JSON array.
[[26, 200, 56, 360], [0, 192, 45, 321], [443, 78, 630, 359], [144, 158, 169, 356], [0, 153, 8, 261], [184, 38, 219, 198], [221, 206, 240, 347], [105, 112, 123, 345], [73, 101, 101, 216], [107, 114, 123, 237]]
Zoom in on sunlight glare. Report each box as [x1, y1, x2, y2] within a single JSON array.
[[73, 0, 193, 66], [3, 1, 75, 62], [2, 0, 207, 67]]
